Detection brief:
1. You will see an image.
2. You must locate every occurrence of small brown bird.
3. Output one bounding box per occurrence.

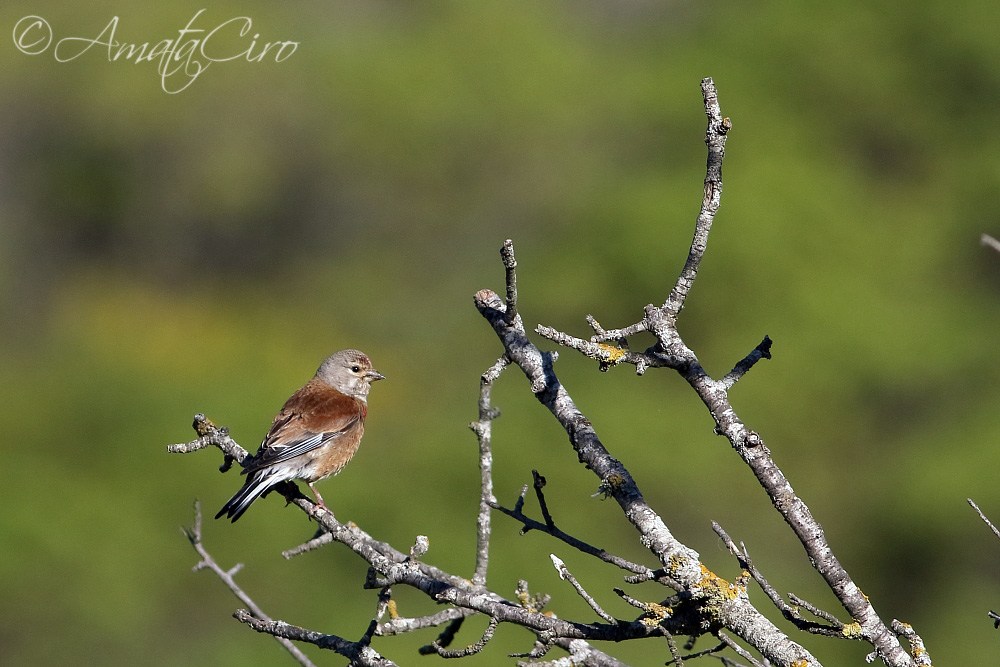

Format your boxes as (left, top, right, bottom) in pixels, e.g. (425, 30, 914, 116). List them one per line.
(216, 349, 384, 522)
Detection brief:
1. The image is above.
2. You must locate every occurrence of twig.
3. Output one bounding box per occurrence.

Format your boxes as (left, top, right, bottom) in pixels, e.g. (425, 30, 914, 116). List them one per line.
(502, 239, 519, 326)
(664, 631, 684, 666)
(587, 314, 648, 343)
(551, 554, 617, 624)
(418, 617, 465, 654)
(282, 531, 335, 559)
(969, 498, 1000, 540)
(490, 497, 673, 587)
(519, 638, 632, 667)
(982, 233, 1000, 253)
(378, 608, 477, 637)
(510, 632, 555, 660)
(532, 469, 556, 529)
(787, 593, 843, 627)
(712, 522, 840, 636)
(718, 336, 772, 390)
(665, 640, 728, 665)
(716, 632, 764, 667)
(470, 358, 505, 585)
(167, 413, 249, 470)
(663, 77, 729, 317)
(234, 610, 397, 667)
(183, 502, 318, 667)
(360, 587, 393, 647)
(891, 621, 932, 667)
(429, 617, 500, 658)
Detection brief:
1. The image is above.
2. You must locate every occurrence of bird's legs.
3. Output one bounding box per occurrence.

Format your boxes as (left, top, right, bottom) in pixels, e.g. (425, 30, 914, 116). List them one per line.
(308, 483, 330, 514)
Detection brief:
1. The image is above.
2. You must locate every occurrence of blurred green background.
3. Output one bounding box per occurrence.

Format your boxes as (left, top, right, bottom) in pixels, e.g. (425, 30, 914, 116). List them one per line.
(3, 1, 1000, 664)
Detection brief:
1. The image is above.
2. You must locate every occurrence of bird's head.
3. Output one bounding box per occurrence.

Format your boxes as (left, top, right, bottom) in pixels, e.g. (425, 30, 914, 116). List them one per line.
(316, 349, 385, 400)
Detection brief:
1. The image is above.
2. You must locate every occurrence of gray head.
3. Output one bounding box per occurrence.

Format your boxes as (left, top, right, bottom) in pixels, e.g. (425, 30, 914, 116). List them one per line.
(316, 349, 385, 400)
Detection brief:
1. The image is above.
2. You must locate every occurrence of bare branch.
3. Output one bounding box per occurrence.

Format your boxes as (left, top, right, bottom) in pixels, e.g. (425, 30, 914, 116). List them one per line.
(587, 314, 648, 344)
(712, 521, 841, 637)
(718, 336, 772, 390)
(982, 233, 1000, 253)
(183, 502, 318, 667)
(532, 469, 556, 530)
(168, 413, 248, 471)
(717, 631, 764, 667)
(359, 587, 393, 647)
(377, 608, 476, 637)
(417, 617, 465, 654)
(551, 554, 618, 624)
(234, 610, 397, 667)
(891, 621, 931, 667)
(537, 78, 922, 667)
(470, 358, 505, 585)
(489, 494, 678, 588)
(282, 531, 334, 559)
(663, 77, 730, 317)
(502, 239, 519, 326)
(475, 271, 820, 664)
(429, 617, 499, 658)
(968, 498, 1000, 540)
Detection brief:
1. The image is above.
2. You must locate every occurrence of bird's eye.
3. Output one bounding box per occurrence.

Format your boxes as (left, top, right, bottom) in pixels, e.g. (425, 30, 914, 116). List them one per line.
(351, 365, 361, 373)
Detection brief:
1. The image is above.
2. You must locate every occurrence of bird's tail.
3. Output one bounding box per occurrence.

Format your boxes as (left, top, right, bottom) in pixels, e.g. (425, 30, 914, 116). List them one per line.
(215, 469, 289, 522)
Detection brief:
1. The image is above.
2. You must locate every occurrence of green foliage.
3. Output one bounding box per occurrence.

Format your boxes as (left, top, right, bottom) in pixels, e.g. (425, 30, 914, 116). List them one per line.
(3, 0, 1000, 664)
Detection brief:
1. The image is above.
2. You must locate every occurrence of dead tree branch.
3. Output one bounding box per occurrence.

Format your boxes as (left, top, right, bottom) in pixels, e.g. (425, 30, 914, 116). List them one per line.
(533, 78, 926, 666)
(172, 78, 932, 666)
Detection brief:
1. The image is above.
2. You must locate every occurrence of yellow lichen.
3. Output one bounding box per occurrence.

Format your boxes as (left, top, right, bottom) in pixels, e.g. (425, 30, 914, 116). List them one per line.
(639, 602, 672, 625)
(597, 343, 626, 364)
(387, 599, 399, 619)
(841, 622, 862, 638)
(697, 564, 744, 601)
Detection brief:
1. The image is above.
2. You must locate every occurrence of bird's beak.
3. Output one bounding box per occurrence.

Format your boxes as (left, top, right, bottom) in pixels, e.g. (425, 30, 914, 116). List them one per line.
(368, 370, 386, 382)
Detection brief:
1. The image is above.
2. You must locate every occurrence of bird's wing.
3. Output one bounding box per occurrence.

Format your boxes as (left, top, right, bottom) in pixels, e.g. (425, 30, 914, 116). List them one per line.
(244, 382, 364, 472)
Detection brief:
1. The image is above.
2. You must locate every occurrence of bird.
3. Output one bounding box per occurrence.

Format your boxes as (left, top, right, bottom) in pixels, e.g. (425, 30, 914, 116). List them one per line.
(216, 349, 385, 522)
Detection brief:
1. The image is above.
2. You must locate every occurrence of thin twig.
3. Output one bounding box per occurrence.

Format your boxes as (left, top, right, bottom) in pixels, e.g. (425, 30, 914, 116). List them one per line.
(587, 314, 648, 343)
(282, 531, 334, 559)
(551, 554, 617, 624)
(664, 631, 684, 666)
(470, 358, 505, 585)
(234, 610, 397, 667)
(982, 233, 1000, 253)
(712, 521, 841, 636)
(716, 632, 764, 667)
(430, 617, 500, 658)
(418, 617, 465, 655)
(490, 497, 673, 587)
(664, 77, 729, 317)
(183, 502, 318, 667)
(360, 587, 393, 647)
(969, 498, 1000, 540)
(891, 620, 932, 667)
(502, 239, 519, 326)
(665, 640, 728, 665)
(718, 336, 772, 390)
(378, 608, 477, 637)
(168, 413, 249, 470)
(787, 593, 843, 627)
(532, 469, 556, 529)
